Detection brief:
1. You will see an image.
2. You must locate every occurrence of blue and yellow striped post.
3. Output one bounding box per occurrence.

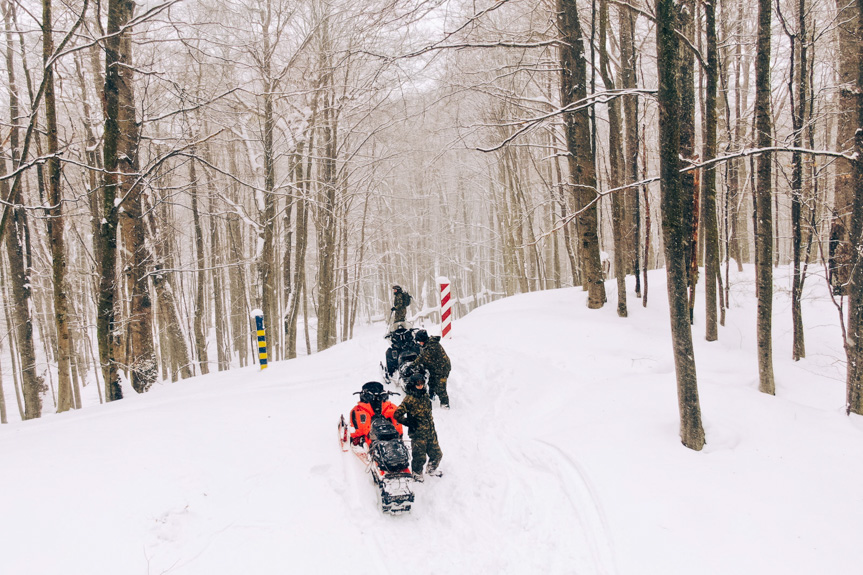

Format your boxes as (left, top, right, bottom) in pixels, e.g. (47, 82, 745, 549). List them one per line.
(253, 310, 268, 369)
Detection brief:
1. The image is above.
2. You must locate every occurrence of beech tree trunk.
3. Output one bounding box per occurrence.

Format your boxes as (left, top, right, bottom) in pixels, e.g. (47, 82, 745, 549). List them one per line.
(558, 0, 606, 308)
(788, 0, 809, 361)
(845, 0, 863, 415)
(189, 155, 210, 376)
(43, 0, 74, 411)
(98, 0, 139, 401)
(599, 0, 627, 317)
(619, 1, 640, 297)
(678, 0, 698, 323)
(316, 33, 340, 351)
(2, 0, 42, 419)
(702, 0, 720, 342)
(754, 0, 776, 395)
(832, 0, 858, 296)
(657, 0, 705, 450)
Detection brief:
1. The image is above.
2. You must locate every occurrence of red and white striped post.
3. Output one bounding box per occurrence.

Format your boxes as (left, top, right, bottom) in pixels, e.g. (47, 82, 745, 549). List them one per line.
(438, 276, 452, 339)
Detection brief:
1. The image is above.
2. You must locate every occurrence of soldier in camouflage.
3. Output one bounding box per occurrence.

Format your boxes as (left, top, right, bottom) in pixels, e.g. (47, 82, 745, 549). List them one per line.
(414, 329, 451, 409)
(394, 373, 442, 481)
(391, 285, 412, 323)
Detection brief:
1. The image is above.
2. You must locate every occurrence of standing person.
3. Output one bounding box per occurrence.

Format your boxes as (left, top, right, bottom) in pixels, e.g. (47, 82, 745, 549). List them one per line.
(394, 373, 443, 481)
(391, 285, 412, 324)
(414, 329, 452, 409)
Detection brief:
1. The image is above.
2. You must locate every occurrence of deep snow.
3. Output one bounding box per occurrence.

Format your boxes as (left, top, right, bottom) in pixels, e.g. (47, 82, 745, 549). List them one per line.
(2, 266, 862, 575)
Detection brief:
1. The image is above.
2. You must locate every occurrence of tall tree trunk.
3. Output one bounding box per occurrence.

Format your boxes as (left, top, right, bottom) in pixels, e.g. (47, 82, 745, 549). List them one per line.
(98, 0, 139, 401)
(349, 193, 371, 338)
(43, 0, 74, 411)
(657, 0, 705, 450)
(678, 0, 698, 323)
(73, 51, 103, 277)
(831, 0, 856, 295)
(754, 0, 776, 394)
(620, 0, 640, 297)
(259, 58, 278, 361)
(144, 172, 193, 381)
(282, 172, 294, 355)
(316, 41, 339, 351)
(599, 0, 627, 316)
(1, 256, 25, 419)
(553, 137, 580, 287)
(189, 155, 210, 375)
(844, 0, 863, 414)
(730, 0, 748, 268)
(118, 142, 155, 392)
(558, 0, 606, 308)
(287, 121, 314, 359)
(788, 0, 808, 360)
(227, 144, 249, 367)
(718, 0, 743, 272)
(205, 161, 230, 371)
(2, 1, 42, 419)
(702, 0, 720, 342)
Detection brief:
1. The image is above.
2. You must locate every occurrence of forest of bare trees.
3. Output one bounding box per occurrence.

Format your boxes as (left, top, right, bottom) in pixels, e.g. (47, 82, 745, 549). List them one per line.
(0, 0, 861, 445)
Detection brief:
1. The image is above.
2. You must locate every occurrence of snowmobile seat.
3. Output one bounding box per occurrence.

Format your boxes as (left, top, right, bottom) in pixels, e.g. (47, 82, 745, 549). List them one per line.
(369, 417, 410, 472)
(373, 441, 410, 472)
(369, 416, 401, 442)
(398, 350, 418, 366)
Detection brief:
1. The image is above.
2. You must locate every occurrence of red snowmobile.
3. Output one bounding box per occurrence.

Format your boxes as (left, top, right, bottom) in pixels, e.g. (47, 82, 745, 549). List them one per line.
(338, 382, 414, 514)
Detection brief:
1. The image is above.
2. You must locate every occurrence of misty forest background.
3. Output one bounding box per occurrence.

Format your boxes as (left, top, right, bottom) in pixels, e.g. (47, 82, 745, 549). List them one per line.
(1, 0, 863, 448)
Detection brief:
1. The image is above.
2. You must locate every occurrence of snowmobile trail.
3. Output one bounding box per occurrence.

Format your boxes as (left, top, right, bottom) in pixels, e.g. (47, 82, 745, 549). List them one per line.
(532, 439, 620, 575)
(432, 335, 616, 574)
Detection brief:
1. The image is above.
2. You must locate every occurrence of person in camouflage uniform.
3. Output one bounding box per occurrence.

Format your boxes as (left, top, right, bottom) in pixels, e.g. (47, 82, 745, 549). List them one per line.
(414, 329, 451, 409)
(391, 285, 412, 323)
(394, 373, 442, 481)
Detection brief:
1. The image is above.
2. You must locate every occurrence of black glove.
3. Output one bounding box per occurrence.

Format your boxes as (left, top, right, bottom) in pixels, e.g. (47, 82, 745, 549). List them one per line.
(391, 307, 395, 311)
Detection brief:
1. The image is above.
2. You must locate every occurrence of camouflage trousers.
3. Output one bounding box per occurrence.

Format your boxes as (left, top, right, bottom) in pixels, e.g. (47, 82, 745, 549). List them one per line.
(410, 432, 443, 474)
(428, 375, 449, 406)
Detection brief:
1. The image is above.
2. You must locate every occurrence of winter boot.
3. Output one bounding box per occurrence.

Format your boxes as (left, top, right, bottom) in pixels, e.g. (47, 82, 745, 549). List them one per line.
(411, 472, 424, 482)
(426, 463, 442, 477)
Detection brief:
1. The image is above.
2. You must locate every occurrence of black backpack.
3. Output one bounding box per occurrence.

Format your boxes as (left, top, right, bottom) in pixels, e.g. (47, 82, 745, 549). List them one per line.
(369, 417, 409, 471)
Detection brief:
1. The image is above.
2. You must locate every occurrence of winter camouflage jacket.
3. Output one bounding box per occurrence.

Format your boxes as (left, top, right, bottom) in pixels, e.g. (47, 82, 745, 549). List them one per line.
(416, 336, 451, 378)
(392, 290, 411, 321)
(394, 392, 436, 439)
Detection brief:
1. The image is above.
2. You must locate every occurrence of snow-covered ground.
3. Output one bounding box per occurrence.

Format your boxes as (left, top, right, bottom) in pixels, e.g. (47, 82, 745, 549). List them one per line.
(2, 266, 862, 575)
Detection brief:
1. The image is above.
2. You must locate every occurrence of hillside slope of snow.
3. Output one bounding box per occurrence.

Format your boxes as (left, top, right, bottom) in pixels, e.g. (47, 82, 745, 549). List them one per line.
(2, 267, 861, 575)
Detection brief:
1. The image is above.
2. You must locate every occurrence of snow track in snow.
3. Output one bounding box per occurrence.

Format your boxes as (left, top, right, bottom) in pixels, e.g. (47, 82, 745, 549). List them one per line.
(5, 269, 859, 575)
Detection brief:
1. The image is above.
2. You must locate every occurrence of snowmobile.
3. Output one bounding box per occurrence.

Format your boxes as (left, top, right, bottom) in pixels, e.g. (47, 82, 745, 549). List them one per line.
(338, 383, 415, 515)
(381, 324, 426, 389)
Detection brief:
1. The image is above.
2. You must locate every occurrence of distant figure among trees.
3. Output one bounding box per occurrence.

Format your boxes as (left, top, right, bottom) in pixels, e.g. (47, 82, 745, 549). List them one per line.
(391, 285, 412, 323)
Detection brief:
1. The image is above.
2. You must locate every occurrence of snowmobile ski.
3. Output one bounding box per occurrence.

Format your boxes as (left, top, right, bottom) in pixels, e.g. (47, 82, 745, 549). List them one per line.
(338, 415, 349, 452)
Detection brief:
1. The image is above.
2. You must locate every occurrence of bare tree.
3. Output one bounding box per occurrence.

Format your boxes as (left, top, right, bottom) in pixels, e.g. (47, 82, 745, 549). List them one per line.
(702, 0, 721, 341)
(42, 0, 74, 411)
(657, 0, 706, 450)
(2, 0, 43, 419)
(558, 0, 606, 308)
(754, 0, 776, 395)
(844, 0, 863, 415)
(599, 0, 628, 317)
(98, 0, 139, 401)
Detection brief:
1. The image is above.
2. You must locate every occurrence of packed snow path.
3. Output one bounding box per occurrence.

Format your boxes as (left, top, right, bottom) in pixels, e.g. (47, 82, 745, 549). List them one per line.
(2, 268, 862, 574)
